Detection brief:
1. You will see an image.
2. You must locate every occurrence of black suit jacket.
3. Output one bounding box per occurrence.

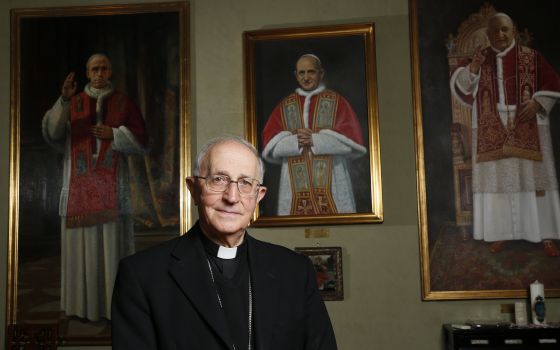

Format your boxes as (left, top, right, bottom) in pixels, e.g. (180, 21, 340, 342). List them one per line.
(111, 222, 337, 350)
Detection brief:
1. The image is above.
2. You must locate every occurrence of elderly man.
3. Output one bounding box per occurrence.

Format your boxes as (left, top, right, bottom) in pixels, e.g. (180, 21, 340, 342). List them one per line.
(43, 53, 147, 321)
(262, 54, 367, 216)
(112, 136, 337, 349)
(450, 13, 560, 256)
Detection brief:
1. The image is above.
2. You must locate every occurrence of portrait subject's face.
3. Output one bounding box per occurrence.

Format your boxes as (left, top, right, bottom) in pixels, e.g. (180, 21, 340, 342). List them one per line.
(187, 141, 266, 241)
(295, 56, 324, 91)
(487, 16, 515, 52)
(86, 56, 113, 89)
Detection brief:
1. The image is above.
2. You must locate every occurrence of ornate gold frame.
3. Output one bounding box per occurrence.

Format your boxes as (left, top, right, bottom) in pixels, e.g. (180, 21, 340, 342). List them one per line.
(243, 23, 383, 227)
(8, 2, 190, 345)
(410, 0, 560, 300)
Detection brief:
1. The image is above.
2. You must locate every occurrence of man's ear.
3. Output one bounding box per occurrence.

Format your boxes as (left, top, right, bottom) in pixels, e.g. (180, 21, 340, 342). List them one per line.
(186, 177, 199, 205)
(256, 185, 267, 204)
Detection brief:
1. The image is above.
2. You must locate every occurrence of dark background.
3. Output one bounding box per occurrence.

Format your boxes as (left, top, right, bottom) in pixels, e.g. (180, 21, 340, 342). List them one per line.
(252, 34, 373, 216)
(18, 11, 181, 263)
(14, 14, 183, 342)
(416, 0, 560, 245)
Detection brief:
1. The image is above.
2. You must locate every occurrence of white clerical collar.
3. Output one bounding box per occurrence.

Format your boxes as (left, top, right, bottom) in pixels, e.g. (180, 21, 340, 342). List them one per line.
(296, 84, 325, 97)
(295, 84, 326, 128)
(84, 82, 114, 98)
(217, 246, 237, 259)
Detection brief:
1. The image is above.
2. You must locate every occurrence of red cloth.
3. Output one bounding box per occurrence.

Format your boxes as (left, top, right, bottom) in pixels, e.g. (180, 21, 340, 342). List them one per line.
(476, 46, 560, 162)
(262, 90, 364, 148)
(66, 91, 146, 228)
(454, 46, 560, 107)
(484, 46, 560, 106)
(262, 89, 364, 215)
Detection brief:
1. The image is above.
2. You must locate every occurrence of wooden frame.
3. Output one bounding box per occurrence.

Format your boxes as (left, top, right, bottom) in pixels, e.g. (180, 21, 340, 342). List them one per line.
(295, 247, 343, 301)
(7, 2, 190, 345)
(244, 23, 383, 227)
(410, 0, 560, 300)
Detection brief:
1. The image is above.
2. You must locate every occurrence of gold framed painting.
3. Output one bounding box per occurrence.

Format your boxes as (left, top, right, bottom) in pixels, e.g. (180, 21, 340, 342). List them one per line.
(410, 0, 560, 300)
(8, 1, 190, 345)
(244, 23, 383, 227)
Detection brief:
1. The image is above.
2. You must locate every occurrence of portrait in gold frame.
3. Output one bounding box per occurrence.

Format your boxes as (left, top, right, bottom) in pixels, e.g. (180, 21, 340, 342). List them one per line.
(410, 0, 560, 300)
(244, 23, 383, 227)
(8, 2, 190, 345)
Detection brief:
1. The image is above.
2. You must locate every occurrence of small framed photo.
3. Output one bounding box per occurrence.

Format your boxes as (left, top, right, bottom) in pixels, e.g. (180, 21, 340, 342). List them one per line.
(295, 247, 343, 301)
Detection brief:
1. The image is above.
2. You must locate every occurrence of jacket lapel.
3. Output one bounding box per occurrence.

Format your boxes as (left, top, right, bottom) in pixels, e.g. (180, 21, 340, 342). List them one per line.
(248, 237, 280, 350)
(168, 227, 234, 349)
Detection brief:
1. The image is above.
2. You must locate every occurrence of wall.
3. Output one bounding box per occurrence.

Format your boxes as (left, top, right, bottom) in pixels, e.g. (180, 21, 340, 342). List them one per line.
(1, 0, 558, 349)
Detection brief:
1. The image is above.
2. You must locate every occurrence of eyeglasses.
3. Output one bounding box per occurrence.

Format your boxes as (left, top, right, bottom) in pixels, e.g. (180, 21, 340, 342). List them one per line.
(195, 175, 262, 197)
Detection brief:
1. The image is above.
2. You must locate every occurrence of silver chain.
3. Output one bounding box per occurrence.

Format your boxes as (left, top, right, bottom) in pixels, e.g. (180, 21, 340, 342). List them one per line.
(206, 259, 252, 350)
(248, 276, 252, 350)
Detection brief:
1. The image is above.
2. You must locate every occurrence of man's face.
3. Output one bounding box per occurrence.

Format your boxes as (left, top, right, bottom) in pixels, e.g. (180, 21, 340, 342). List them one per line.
(187, 141, 266, 241)
(87, 56, 112, 89)
(295, 56, 324, 91)
(487, 16, 515, 52)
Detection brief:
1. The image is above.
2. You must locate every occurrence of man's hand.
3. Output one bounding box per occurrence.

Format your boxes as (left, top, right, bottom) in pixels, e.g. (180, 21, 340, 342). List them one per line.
(516, 99, 542, 123)
(92, 125, 114, 140)
(61, 72, 77, 101)
(295, 128, 313, 147)
(469, 46, 486, 74)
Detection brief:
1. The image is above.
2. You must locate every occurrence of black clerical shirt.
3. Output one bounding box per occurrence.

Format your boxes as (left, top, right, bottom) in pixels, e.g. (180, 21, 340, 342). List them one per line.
(200, 233, 254, 350)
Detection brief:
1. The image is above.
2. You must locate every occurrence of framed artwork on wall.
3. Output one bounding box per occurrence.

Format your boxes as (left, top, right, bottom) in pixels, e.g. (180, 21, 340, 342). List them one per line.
(410, 0, 560, 300)
(243, 23, 383, 227)
(7, 2, 190, 345)
(295, 247, 343, 301)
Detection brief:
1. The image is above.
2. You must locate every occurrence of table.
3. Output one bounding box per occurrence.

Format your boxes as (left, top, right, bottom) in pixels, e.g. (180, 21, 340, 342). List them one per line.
(443, 323, 560, 350)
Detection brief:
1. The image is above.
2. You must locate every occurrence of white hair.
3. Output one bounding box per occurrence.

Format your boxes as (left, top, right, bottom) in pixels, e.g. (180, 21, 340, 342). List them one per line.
(193, 135, 265, 182)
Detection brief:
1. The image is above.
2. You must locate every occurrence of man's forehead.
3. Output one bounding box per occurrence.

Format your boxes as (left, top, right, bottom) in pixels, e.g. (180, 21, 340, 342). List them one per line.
(296, 57, 319, 70)
(489, 16, 513, 29)
(89, 57, 110, 68)
(203, 142, 259, 175)
(90, 60, 109, 66)
(204, 165, 259, 180)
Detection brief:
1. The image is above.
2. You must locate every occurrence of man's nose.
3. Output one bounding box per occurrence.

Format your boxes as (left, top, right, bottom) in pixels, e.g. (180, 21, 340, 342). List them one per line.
(223, 181, 240, 202)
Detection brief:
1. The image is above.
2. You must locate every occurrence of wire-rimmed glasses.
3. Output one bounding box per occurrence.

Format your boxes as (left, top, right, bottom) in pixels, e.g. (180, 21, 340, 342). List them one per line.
(194, 174, 262, 197)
